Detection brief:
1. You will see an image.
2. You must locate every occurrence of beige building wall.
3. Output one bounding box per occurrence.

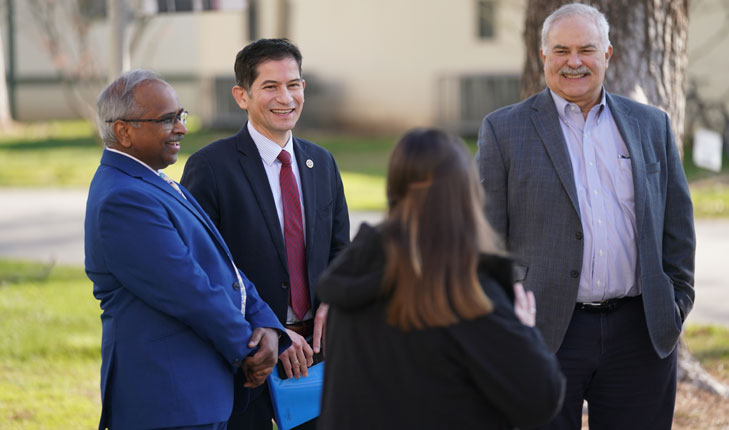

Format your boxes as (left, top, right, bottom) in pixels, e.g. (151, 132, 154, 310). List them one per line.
(5, 0, 728, 135)
(10, 4, 251, 122)
(289, 0, 526, 132)
(686, 0, 729, 130)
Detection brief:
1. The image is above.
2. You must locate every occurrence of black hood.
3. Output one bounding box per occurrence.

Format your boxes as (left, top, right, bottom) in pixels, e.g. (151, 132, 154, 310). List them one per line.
(316, 223, 386, 309)
(317, 222, 515, 308)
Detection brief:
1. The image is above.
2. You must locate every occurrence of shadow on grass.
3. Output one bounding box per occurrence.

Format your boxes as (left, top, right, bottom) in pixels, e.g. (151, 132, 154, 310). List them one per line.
(692, 347, 729, 361)
(0, 260, 55, 286)
(0, 137, 99, 151)
(0, 129, 240, 154)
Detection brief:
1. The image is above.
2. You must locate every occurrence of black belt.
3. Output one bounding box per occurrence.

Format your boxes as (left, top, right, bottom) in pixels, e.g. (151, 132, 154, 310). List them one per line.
(285, 319, 314, 337)
(575, 296, 640, 313)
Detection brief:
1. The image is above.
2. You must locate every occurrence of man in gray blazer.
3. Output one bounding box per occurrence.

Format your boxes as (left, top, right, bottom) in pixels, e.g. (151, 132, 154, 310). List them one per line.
(476, 4, 694, 429)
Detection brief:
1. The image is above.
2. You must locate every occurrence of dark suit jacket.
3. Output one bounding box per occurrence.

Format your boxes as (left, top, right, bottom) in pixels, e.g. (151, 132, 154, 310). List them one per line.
(476, 89, 695, 358)
(181, 125, 350, 322)
(317, 224, 565, 430)
(84, 150, 287, 430)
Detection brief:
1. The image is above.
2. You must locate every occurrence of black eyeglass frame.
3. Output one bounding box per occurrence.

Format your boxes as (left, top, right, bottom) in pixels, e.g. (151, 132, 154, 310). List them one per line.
(105, 109, 188, 127)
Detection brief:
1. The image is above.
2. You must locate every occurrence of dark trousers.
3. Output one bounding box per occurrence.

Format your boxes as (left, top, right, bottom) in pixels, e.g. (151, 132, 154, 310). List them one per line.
(228, 383, 317, 430)
(536, 296, 677, 430)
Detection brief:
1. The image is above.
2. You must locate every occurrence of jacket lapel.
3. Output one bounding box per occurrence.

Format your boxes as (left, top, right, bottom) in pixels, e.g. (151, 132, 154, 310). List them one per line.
(606, 93, 647, 236)
(236, 128, 289, 270)
(530, 89, 581, 216)
(102, 150, 235, 258)
(293, 137, 317, 264)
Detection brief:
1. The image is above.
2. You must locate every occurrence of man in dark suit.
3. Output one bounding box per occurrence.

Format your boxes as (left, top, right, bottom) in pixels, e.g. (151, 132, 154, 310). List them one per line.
(181, 38, 350, 430)
(476, 4, 694, 429)
(85, 70, 289, 430)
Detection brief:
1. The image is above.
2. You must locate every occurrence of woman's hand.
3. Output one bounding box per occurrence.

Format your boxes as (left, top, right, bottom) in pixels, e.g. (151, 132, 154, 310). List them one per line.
(513, 283, 536, 327)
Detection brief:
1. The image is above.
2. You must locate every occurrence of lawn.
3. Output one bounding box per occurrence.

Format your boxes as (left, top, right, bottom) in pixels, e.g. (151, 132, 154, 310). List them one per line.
(0, 261, 101, 429)
(1, 120, 727, 214)
(0, 120, 391, 211)
(0, 260, 727, 429)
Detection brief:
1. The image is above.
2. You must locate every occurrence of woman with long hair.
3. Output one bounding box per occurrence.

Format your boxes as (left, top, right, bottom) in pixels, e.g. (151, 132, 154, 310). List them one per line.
(316, 128, 565, 429)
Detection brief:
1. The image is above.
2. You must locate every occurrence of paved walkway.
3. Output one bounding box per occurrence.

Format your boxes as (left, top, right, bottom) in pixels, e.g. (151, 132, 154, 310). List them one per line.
(0, 188, 726, 326)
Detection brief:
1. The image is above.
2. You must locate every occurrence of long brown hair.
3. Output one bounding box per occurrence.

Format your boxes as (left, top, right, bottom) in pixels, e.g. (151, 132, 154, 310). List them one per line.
(381, 128, 503, 330)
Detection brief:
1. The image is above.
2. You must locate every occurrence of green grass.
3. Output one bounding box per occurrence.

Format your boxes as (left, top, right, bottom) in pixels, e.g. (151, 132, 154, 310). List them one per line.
(0, 120, 392, 211)
(684, 325, 729, 381)
(2, 120, 729, 214)
(0, 259, 727, 429)
(682, 146, 729, 218)
(690, 183, 729, 218)
(0, 260, 101, 429)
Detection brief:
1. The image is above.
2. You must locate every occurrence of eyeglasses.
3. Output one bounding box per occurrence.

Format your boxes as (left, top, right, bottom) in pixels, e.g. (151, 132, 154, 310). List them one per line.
(106, 109, 188, 130)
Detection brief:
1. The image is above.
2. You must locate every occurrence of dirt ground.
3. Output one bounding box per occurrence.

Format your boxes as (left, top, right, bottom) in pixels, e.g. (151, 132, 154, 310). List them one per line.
(673, 382, 729, 429)
(578, 382, 729, 429)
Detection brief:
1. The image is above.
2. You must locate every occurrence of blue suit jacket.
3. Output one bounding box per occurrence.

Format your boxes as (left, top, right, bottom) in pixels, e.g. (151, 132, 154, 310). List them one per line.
(476, 89, 695, 358)
(180, 125, 350, 322)
(85, 150, 289, 430)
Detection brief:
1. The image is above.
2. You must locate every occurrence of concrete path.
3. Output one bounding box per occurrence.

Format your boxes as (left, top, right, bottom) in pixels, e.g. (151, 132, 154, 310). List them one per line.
(0, 188, 726, 326)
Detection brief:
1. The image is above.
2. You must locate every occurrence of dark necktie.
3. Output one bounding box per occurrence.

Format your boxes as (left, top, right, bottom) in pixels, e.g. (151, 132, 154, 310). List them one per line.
(277, 149, 311, 320)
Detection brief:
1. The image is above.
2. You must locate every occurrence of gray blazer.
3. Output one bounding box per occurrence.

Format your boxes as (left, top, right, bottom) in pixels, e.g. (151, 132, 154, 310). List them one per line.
(476, 89, 695, 358)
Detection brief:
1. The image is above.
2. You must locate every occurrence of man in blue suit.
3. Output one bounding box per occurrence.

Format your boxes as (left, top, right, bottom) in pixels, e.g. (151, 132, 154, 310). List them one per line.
(85, 70, 290, 430)
(476, 4, 694, 429)
(181, 39, 350, 430)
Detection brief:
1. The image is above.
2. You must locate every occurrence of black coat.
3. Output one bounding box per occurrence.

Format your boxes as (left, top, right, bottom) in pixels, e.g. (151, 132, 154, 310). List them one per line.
(317, 224, 565, 430)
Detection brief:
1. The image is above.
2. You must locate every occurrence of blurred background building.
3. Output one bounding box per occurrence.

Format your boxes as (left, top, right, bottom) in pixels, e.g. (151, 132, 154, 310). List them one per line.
(2, 0, 728, 136)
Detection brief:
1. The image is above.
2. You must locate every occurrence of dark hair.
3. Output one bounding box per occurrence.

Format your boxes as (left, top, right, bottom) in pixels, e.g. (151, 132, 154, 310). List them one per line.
(234, 38, 303, 90)
(381, 128, 503, 330)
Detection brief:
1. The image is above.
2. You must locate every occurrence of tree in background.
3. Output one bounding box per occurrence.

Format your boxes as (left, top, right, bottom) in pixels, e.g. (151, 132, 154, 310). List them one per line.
(0, 25, 12, 129)
(521, 0, 728, 398)
(23, 0, 151, 124)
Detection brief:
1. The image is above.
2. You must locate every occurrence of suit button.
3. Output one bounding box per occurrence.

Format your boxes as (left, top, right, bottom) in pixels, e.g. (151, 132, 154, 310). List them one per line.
(233, 282, 240, 291)
(576, 232, 583, 240)
(570, 270, 579, 278)
(281, 281, 289, 289)
(233, 358, 242, 367)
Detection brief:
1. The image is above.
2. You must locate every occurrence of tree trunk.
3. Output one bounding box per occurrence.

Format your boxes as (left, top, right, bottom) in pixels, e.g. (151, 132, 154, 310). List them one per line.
(0, 25, 14, 129)
(522, 0, 688, 152)
(521, 0, 728, 398)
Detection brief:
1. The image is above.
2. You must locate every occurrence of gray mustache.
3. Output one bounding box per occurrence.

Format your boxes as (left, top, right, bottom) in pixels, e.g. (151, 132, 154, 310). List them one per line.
(559, 66, 592, 76)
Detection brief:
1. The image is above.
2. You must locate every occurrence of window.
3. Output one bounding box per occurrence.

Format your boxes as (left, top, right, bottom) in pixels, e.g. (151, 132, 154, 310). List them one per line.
(438, 74, 520, 136)
(477, 0, 497, 39)
(79, 0, 107, 20)
(156, 0, 215, 13)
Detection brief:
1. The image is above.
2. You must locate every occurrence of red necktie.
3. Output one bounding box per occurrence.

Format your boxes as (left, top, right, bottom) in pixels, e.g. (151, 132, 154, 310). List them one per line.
(277, 149, 311, 320)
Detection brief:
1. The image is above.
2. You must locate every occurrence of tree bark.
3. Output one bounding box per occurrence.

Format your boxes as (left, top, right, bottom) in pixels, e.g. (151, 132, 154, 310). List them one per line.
(521, 0, 688, 152)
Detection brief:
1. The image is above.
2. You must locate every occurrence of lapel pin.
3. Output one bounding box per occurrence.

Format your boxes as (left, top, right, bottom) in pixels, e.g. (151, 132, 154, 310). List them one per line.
(306, 159, 314, 169)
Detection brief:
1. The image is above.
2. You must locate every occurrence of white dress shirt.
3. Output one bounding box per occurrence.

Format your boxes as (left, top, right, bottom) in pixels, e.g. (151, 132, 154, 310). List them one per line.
(247, 122, 312, 323)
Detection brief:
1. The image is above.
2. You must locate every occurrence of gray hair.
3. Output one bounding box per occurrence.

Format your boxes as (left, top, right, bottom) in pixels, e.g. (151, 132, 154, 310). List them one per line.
(96, 69, 166, 146)
(541, 3, 611, 53)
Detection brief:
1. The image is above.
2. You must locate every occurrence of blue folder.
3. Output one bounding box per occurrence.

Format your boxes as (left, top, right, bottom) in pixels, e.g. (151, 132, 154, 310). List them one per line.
(267, 362, 324, 430)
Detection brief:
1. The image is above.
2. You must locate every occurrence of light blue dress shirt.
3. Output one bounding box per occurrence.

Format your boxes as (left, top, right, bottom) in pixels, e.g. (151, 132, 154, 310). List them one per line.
(551, 90, 640, 302)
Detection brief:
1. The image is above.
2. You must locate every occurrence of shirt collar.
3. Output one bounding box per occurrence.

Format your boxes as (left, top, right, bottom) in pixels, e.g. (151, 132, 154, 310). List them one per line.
(550, 87, 607, 122)
(105, 147, 160, 175)
(247, 122, 294, 166)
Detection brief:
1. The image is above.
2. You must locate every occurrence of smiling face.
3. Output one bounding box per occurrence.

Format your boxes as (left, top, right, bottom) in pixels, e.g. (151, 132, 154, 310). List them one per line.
(233, 57, 305, 147)
(540, 14, 612, 114)
(114, 81, 187, 170)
